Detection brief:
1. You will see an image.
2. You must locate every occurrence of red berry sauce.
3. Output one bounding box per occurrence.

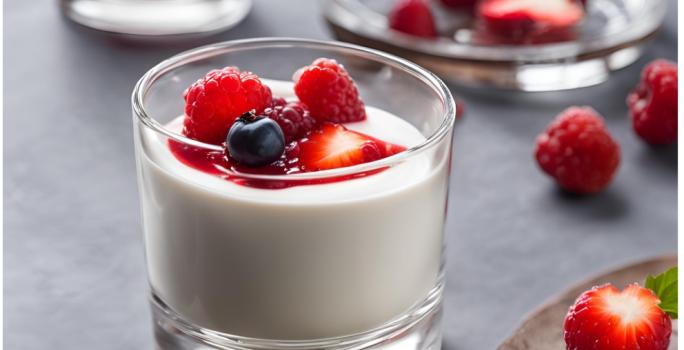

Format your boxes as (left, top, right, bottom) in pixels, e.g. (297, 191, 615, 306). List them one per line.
(168, 133, 406, 190)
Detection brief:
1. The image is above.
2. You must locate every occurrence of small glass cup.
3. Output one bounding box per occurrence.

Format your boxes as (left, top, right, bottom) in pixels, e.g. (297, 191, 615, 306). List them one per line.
(132, 38, 456, 350)
(61, 0, 252, 36)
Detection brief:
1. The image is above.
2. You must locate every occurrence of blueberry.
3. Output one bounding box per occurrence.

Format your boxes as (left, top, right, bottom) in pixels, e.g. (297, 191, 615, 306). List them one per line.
(227, 112, 285, 167)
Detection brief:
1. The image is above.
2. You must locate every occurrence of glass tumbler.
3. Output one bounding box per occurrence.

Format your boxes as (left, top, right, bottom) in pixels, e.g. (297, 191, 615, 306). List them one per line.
(61, 0, 251, 36)
(132, 38, 456, 350)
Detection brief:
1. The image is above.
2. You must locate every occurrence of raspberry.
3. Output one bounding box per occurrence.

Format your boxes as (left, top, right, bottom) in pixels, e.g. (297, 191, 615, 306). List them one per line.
(263, 98, 317, 142)
(293, 58, 367, 124)
(389, 0, 438, 38)
(534, 107, 620, 194)
(183, 67, 272, 144)
(627, 59, 678, 145)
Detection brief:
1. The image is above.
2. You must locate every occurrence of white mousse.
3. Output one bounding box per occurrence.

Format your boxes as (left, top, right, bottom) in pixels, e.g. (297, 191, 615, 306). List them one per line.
(137, 80, 449, 339)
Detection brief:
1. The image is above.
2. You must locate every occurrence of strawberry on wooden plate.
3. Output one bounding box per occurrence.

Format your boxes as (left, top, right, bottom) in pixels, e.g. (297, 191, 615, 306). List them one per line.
(564, 267, 677, 350)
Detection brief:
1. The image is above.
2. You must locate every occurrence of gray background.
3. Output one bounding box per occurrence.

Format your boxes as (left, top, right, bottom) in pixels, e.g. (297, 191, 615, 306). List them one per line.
(4, 0, 677, 349)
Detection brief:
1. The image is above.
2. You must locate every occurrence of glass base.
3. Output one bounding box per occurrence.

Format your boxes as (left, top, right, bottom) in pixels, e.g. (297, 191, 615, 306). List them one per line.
(61, 0, 252, 36)
(150, 287, 443, 350)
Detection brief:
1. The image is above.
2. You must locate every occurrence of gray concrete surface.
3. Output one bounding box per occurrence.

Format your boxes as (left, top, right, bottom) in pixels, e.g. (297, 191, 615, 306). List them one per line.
(4, 0, 677, 349)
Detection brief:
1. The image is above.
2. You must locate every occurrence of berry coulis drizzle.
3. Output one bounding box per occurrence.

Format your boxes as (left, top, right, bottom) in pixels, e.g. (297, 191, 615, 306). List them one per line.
(168, 137, 406, 190)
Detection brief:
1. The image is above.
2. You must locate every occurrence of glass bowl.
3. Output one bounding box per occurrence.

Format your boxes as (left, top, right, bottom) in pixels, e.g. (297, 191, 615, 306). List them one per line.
(323, 0, 667, 91)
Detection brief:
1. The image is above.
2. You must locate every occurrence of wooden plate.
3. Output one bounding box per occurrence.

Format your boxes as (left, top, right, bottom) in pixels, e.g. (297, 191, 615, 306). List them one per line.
(498, 255, 678, 350)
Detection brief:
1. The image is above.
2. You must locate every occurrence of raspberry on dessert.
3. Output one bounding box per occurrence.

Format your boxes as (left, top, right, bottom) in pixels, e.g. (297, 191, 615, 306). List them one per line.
(263, 98, 317, 143)
(478, 0, 583, 41)
(293, 58, 367, 124)
(627, 59, 678, 145)
(534, 107, 620, 194)
(389, 0, 438, 38)
(183, 67, 272, 144)
(564, 284, 672, 350)
(298, 123, 403, 171)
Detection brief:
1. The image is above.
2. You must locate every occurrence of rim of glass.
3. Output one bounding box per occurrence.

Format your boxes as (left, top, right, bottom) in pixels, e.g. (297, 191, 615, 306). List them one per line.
(132, 37, 456, 181)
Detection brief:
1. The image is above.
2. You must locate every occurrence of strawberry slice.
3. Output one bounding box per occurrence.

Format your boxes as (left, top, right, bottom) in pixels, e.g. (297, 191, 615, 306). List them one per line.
(382, 142, 408, 157)
(564, 283, 672, 350)
(478, 0, 583, 39)
(299, 123, 403, 171)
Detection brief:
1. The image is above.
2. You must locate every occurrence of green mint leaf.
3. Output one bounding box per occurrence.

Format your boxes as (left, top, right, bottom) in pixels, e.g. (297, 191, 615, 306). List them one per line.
(645, 266, 678, 319)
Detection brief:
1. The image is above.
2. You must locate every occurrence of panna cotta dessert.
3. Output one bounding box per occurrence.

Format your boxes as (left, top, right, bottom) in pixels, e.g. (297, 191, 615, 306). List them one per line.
(133, 42, 455, 350)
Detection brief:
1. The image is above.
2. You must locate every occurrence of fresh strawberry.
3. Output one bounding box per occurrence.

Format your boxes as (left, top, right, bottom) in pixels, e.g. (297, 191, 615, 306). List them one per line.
(183, 67, 272, 144)
(564, 284, 672, 350)
(382, 142, 408, 157)
(389, 0, 438, 38)
(478, 0, 583, 40)
(298, 123, 403, 171)
(293, 58, 367, 124)
(564, 268, 677, 350)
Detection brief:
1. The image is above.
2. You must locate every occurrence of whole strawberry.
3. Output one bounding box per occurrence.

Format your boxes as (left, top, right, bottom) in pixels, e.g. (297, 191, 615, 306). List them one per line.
(293, 58, 367, 124)
(627, 59, 678, 145)
(535, 107, 620, 194)
(389, 0, 438, 38)
(183, 67, 272, 144)
(564, 267, 677, 350)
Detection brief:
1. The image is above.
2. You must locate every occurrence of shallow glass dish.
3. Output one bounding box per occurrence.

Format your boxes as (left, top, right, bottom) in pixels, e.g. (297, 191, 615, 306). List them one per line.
(323, 0, 667, 91)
